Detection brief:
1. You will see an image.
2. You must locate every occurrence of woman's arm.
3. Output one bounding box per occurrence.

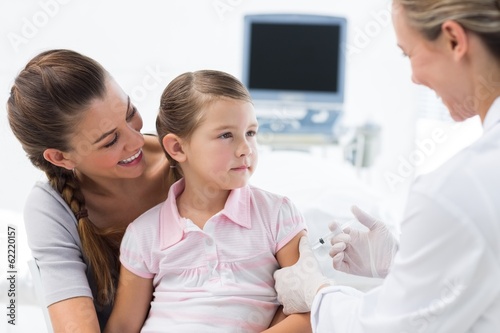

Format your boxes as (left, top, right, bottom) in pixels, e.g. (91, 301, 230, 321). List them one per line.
(24, 183, 103, 330)
(103, 266, 153, 333)
(49, 297, 100, 333)
(265, 230, 312, 333)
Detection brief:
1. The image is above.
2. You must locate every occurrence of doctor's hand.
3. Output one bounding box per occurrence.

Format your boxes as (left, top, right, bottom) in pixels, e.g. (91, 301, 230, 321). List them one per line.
(329, 205, 399, 278)
(274, 236, 333, 315)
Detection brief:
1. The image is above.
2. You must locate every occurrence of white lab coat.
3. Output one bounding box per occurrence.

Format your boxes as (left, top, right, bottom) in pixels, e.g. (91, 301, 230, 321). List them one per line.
(311, 98, 500, 333)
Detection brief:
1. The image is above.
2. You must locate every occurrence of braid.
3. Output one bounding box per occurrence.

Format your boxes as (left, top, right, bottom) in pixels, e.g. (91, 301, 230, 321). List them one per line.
(46, 166, 121, 305)
(7, 49, 122, 306)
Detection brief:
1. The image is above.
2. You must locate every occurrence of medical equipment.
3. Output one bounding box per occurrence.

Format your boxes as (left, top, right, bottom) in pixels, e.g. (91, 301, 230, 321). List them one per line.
(312, 220, 354, 250)
(242, 14, 347, 146)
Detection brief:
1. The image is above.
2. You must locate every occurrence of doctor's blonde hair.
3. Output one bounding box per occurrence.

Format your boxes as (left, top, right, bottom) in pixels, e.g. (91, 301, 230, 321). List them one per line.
(156, 70, 252, 184)
(394, 0, 500, 57)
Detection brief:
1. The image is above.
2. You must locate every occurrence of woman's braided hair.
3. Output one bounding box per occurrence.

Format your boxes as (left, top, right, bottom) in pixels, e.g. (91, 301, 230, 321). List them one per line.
(7, 49, 120, 305)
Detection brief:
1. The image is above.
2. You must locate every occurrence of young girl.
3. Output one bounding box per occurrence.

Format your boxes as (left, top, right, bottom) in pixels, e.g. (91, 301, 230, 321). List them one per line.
(105, 70, 313, 332)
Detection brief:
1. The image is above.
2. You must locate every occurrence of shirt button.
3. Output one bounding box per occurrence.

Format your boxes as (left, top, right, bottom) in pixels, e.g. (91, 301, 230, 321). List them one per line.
(205, 238, 214, 246)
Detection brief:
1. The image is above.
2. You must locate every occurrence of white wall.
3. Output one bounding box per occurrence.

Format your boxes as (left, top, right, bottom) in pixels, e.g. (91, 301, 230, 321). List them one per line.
(1, 0, 417, 215)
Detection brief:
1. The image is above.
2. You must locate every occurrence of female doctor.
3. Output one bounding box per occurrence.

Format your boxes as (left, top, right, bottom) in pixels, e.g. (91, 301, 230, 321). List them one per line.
(274, 0, 500, 331)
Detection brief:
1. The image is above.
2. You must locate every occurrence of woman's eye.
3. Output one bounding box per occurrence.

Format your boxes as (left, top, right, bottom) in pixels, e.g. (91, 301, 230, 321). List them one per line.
(103, 133, 119, 148)
(126, 106, 137, 121)
(219, 132, 233, 139)
(247, 130, 257, 137)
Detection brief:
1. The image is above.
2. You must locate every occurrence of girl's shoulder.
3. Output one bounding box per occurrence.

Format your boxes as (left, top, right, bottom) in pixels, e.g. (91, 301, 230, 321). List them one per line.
(248, 184, 287, 202)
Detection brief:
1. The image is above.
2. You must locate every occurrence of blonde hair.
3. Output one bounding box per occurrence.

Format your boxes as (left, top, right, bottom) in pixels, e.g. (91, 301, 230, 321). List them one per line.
(7, 49, 120, 306)
(156, 70, 252, 184)
(395, 0, 500, 57)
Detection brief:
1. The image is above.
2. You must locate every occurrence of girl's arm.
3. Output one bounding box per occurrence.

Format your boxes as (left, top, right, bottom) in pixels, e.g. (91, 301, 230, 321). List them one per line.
(264, 230, 312, 333)
(103, 266, 153, 333)
(48, 297, 100, 333)
(265, 313, 311, 333)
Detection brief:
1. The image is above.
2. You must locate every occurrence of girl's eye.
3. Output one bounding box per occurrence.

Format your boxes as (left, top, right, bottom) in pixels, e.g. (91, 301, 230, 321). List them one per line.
(126, 106, 137, 122)
(103, 133, 119, 148)
(247, 130, 257, 137)
(219, 132, 233, 139)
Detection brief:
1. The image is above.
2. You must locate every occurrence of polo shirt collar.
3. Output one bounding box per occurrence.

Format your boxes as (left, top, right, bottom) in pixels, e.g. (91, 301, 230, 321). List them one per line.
(221, 184, 252, 230)
(159, 179, 252, 250)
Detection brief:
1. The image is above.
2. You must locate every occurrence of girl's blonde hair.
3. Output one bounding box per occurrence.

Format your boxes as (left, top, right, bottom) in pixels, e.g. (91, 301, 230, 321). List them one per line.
(156, 70, 252, 184)
(7, 49, 121, 306)
(394, 0, 500, 57)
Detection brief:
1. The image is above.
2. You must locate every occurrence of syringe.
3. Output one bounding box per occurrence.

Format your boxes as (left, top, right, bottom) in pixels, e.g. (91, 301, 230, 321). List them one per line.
(311, 220, 355, 250)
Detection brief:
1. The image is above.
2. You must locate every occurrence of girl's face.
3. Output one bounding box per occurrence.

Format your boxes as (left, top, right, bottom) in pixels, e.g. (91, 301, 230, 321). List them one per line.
(65, 78, 147, 180)
(392, 4, 476, 121)
(181, 98, 258, 191)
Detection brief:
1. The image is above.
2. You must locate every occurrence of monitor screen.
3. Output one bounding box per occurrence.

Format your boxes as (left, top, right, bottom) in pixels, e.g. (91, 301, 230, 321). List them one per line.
(242, 14, 347, 107)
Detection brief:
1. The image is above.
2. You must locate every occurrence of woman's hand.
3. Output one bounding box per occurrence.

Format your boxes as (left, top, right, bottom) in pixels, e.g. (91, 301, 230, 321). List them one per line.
(274, 236, 332, 315)
(330, 205, 399, 278)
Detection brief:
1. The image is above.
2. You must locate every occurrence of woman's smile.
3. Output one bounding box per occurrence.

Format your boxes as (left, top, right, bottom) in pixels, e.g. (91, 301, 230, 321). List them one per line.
(118, 149, 143, 165)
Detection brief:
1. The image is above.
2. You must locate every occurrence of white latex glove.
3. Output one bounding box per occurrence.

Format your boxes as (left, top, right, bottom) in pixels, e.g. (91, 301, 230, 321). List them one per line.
(329, 205, 398, 278)
(274, 236, 333, 315)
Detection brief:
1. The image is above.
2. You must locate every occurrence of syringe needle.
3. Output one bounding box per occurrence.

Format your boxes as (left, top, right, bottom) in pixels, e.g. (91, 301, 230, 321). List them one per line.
(311, 220, 354, 250)
(312, 233, 331, 250)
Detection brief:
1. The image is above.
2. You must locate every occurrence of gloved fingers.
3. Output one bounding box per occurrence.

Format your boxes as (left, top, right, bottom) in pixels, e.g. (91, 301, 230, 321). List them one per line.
(297, 235, 315, 261)
(296, 235, 323, 276)
(331, 252, 346, 271)
(330, 233, 350, 246)
(342, 226, 353, 233)
(330, 242, 346, 257)
(273, 266, 299, 291)
(274, 235, 330, 315)
(274, 267, 305, 315)
(328, 221, 343, 235)
(351, 205, 378, 230)
(282, 303, 294, 316)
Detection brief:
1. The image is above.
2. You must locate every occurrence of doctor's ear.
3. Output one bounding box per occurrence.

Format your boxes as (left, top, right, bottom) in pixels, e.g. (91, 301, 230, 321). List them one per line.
(441, 20, 468, 60)
(162, 133, 187, 163)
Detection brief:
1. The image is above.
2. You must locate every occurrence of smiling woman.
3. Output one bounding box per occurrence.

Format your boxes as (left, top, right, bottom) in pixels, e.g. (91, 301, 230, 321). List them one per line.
(393, 0, 500, 122)
(6, 49, 171, 332)
(272, 0, 500, 332)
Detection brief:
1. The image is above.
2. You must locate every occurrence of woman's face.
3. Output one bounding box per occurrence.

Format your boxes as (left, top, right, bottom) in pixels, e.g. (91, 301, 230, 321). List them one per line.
(392, 4, 476, 121)
(65, 78, 147, 181)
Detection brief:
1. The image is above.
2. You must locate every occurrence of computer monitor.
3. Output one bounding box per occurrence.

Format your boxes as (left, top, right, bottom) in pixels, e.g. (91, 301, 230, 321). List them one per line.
(242, 14, 347, 108)
(242, 14, 348, 143)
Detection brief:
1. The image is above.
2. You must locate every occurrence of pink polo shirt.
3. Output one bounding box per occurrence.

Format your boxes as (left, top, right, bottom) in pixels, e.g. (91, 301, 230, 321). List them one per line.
(120, 179, 306, 332)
